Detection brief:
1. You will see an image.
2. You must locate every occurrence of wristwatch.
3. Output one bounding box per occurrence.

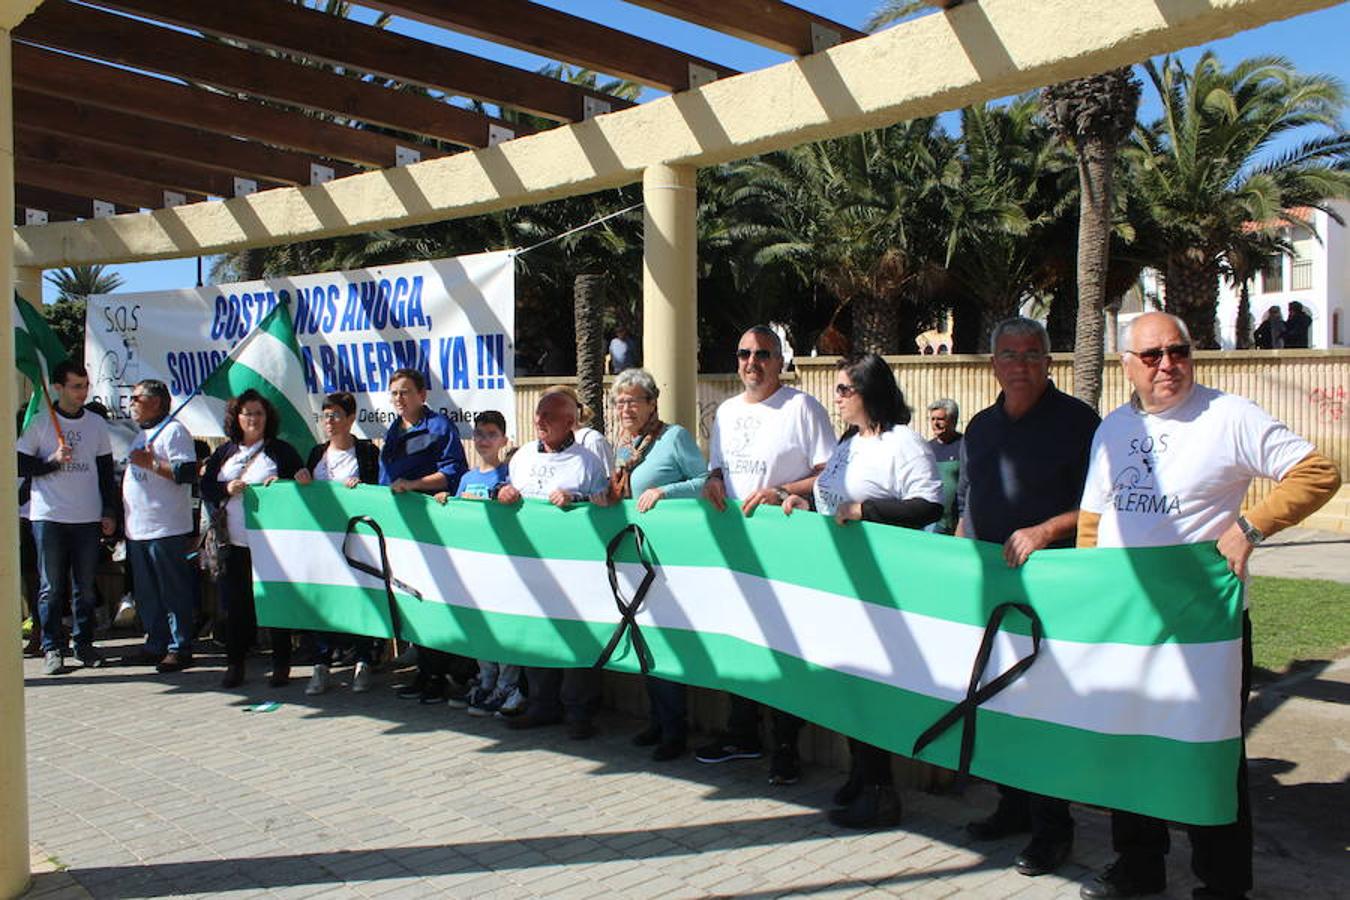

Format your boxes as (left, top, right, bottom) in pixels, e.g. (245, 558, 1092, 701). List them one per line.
(773, 487, 790, 502)
(1236, 515, 1264, 546)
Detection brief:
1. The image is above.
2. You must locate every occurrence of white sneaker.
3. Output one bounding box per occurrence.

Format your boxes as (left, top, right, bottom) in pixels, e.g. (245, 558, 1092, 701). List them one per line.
(113, 594, 137, 628)
(305, 663, 330, 695)
(351, 661, 373, 693)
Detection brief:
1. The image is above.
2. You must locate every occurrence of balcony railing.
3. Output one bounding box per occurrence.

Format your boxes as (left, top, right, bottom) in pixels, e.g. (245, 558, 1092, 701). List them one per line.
(1292, 258, 1314, 291)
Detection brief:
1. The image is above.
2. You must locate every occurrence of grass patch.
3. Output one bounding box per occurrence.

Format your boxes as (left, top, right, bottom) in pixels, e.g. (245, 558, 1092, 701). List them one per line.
(1248, 576, 1350, 679)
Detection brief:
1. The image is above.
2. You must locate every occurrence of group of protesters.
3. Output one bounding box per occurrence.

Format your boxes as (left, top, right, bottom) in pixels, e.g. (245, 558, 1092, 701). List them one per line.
(18, 311, 1341, 900)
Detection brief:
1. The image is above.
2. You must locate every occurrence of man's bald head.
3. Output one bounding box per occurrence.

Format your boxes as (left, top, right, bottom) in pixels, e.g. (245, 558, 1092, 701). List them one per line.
(534, 392, 578, 448)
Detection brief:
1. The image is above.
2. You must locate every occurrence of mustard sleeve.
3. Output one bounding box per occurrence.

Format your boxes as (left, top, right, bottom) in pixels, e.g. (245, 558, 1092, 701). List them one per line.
(1076, 510, 1101, 549)
(1243, 452, 1342, 537)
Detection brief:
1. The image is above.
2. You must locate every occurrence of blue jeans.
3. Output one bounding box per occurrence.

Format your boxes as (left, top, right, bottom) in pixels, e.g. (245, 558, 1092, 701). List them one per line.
(127, 534, 197, 655)
(32, 520, 102, 652)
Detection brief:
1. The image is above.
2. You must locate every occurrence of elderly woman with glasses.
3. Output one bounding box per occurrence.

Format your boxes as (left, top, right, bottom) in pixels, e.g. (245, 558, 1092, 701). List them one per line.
(782, 352, 944, 829)
(593, 368, 708, 760)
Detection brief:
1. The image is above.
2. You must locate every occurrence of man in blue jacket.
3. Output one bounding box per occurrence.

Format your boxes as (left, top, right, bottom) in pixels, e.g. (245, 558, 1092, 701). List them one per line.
(380, 368, 470, 704)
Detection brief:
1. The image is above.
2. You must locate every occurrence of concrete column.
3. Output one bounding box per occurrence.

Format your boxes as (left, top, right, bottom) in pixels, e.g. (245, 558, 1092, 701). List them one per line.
(0, 27, 32, 900)
(641, 164, 698, 433)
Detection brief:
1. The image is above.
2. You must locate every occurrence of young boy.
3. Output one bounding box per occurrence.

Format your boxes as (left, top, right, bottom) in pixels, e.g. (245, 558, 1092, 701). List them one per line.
(434, 411, 524, 717)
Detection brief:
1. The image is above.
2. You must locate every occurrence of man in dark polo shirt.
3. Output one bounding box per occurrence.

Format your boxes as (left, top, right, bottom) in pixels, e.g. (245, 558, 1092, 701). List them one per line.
(955, 316, 1100, 879)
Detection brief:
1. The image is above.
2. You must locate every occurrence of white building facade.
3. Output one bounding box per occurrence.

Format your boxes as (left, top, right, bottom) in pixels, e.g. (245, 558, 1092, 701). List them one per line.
(1216, 200, 1350, 350)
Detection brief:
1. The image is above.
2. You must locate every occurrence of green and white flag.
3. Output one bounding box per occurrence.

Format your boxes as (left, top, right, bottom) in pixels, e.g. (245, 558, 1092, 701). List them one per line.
(248, 482, 1245, 826)
(200, 300, 316, 448)
(13, 294, 69, 434)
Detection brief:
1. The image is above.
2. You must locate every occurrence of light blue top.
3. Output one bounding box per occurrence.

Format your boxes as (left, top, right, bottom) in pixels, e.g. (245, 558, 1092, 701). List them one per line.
(625, 424, 708, 499)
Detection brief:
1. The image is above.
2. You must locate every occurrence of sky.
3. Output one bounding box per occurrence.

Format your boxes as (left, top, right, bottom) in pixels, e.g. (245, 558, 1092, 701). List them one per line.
(50, 0, 1350, 302)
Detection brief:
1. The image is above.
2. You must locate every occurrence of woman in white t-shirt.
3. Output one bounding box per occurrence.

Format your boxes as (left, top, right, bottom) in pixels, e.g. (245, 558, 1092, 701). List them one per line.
(301, 391, 381, 697)
(782, 353, 944, 830)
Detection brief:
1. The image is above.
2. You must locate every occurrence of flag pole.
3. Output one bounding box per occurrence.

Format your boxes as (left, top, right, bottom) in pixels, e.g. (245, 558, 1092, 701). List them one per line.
(144, 300, 279, 445)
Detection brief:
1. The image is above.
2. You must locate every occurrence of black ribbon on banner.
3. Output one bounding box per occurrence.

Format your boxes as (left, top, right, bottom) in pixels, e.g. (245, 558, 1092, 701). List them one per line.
(911, 602, 1044, 780)
(593, 523, 658, 674)
(342, 515, 423, 644)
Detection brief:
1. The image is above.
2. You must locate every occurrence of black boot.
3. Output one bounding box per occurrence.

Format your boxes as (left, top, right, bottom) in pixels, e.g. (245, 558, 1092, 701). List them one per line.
(828, 785, 901, 829)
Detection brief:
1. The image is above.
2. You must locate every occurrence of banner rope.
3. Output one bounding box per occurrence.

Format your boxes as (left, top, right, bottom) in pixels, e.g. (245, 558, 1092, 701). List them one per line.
(511, 202, 644, 257)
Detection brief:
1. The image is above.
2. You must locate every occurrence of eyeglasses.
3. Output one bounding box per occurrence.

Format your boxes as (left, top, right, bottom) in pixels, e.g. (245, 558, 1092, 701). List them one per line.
(129, 394, 151, 403)
(613, 396, 652, 408)
(994, 349, 1048, 364)
(834, 383, 858, 398)
(319, 412, 347, 421)
(239, 411, 265, 419)
(736, 348, 774, 362)
(1126, 343, 1191, 367)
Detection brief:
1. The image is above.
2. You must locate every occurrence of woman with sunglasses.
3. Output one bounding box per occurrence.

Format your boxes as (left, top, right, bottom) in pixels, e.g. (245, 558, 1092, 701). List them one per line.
(201, 389, 309, 689)
(782, 353, 944, 829)
(593, 368, 708, 760)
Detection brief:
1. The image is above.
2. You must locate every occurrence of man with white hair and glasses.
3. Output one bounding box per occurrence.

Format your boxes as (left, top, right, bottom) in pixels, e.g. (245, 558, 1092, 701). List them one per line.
(1076, 311, 1340, 900)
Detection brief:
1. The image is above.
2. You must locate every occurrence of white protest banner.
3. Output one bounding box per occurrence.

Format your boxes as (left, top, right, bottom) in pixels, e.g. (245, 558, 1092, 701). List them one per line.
(85, 252, 516, 443)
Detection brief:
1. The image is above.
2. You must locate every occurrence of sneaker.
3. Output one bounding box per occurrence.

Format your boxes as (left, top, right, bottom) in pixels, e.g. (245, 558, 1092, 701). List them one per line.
(768, 743, 800, 785)
(23, 638, 42, 658)
(695, 739, 764, 764)
(418, 674, 449, 704)
(463, 684, 493, 716)
(445, 679, 472, 710)
(395, 671, 430, 699)
(306, 664, 331, 695)
(494, 685, 527, 718)
(113, 594, 137, 628)
(351, 661, 373, 693)
(74, 646, 105, 669)
(43, 650, 64, 676)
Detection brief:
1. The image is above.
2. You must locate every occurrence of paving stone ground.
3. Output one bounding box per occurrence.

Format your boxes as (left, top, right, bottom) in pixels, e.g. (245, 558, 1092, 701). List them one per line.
(19, 626, 1347, 900)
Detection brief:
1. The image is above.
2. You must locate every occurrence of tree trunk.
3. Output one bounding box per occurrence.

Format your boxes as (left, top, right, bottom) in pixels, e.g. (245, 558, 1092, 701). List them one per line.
(573, 272, 606, 433)
(1072, 139, 1112, 411)
(1235, 281, 1252, 349)
(851, 293, 899, 355)
(1046, 287, 1077, 351)
(1164, 251, 1221, 349)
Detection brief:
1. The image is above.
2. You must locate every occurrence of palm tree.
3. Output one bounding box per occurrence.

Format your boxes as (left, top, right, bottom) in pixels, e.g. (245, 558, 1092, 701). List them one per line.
(46, 264, 124, 301)
(1129, 52, 1350, 347)
(1043, 67, 1141, 410)
(722, 119, 956, 355)
(865, 1, 933, 30)
(944, 97, 1075, 351)
(42, 265, 125, 357)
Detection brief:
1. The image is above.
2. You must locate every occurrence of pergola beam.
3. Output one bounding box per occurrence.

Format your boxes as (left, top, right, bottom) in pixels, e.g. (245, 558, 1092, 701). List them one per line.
(15, 0, 1339, 269)
(15, 90, 361, 187)
(623, 0, 866, 56)
(16, 158, 207, 211)
(13, 44, 442, 169)
(14, 185, 134, 219)
(96, 0, 633, 124)
(364, 0, 738, 92)
(16, 127, 287, 200)
(15, 0, 521, 148)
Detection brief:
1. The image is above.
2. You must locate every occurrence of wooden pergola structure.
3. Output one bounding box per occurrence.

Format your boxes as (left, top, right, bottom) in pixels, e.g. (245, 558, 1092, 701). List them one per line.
(0, 1, 1337, 895)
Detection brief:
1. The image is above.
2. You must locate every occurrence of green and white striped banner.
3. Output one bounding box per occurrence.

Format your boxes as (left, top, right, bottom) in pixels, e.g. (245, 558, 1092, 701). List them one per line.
(248, 482, 1244, 826)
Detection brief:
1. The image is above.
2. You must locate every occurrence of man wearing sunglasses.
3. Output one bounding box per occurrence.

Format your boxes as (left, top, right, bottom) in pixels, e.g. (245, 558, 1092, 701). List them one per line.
(956, 316, 1101, 878)
(698, 325, 835, 785)
(1076, 311, 1340, 900)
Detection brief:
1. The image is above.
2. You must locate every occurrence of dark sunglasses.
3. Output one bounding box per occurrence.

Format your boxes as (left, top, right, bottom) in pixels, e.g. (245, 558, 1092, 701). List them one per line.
(1127, 343, 1191, 367)
(736, 348, 774, 362)
(834, 383, 858, 398)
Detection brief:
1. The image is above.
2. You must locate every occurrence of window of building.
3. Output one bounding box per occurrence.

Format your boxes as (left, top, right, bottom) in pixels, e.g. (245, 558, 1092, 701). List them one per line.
(1260, 255, 1284, 293)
